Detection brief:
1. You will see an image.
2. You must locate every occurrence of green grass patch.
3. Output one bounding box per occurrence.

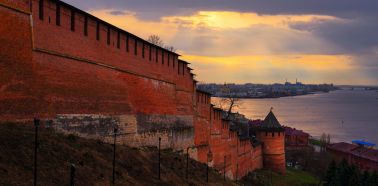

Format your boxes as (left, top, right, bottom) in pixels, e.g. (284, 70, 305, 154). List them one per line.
(242, 167, 320, 186)
(281, 168, 319, 185)
(309, 138, 322, 146)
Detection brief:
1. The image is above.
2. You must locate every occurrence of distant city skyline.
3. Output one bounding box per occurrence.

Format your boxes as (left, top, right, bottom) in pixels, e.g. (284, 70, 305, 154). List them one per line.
(64, 0, 378, 85)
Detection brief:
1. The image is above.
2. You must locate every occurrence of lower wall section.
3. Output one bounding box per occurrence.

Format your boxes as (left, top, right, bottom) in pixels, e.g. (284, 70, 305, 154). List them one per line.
(263, 154, 286, 174)
(52, 114, 194, 150)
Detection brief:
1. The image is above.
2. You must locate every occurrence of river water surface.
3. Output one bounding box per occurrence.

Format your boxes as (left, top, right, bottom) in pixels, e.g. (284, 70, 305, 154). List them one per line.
(214, 89, 378, 144)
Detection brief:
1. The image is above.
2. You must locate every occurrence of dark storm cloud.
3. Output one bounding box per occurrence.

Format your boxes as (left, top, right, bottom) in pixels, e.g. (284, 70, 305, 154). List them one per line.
(63, 0, 378, 20)
(290, 17, 378, 54)
(108, 10, 127, 16)
(62, 0, 378, 54)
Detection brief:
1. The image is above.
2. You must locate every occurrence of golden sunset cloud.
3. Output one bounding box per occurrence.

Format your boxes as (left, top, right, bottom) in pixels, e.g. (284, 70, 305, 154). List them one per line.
(89, 9, 374, 85)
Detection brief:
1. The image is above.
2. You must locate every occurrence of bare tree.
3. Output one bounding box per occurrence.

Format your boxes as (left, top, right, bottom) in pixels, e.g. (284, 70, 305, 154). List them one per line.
(320, 133, 332, 152)
(147, 35, 164, 47)
(164, 46, 176, 52)
(326, 134, 331, 145)
(147, 35, 176, 52)
(215, 83, 240, 119)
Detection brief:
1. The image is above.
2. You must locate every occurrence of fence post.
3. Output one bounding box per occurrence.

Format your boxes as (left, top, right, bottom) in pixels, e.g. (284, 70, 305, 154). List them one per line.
(224, 156, 226, 181)
(236, 163, 239, 181)
(70, 164, 76, 186)
(112, 127, 118, 185)
(33, 118, 40, 186)
(206, 163, 209, 182)
(186, 147, 189, 180)
(206, 150, 212, 183)
(158, 137, 161, 180)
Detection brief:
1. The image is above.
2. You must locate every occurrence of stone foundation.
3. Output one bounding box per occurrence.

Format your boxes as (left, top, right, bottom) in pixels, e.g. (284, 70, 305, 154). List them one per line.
(52, 114, 194, 150)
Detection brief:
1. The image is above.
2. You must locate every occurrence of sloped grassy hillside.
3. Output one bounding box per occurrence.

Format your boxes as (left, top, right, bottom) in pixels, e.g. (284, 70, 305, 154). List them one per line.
(0, 122, 235, 186)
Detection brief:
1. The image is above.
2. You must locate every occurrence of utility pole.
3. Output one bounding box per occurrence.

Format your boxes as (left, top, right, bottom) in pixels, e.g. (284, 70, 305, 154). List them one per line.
(70, 164, 76, 186)
(206, 161, 209, 182)
(224, 156, 226, 181)
(236, 136, 239, 181)
(112, 127, 118, 185)
(158, 137, 161, 180)
(33, 118, 40, 186)
(236, 163, 239, 181)
(206, 150, 212, 183)
(186, 147, 190, 180)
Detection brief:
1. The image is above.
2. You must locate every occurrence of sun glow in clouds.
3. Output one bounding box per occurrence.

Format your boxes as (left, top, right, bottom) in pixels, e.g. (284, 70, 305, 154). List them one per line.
(88, 9, 375, 85)
(181, 54, 358, 83)
(164, 11, 338, 29)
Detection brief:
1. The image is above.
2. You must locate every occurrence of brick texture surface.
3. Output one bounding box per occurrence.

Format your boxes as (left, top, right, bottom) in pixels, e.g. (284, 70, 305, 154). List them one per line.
(0, 0, 285, 180)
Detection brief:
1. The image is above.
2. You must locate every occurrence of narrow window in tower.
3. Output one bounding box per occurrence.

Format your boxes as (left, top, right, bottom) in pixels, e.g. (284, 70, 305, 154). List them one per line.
(149, 45, 152, 61)
(70, 10, 75, 31)
(39, 0, 44, 20)
(162, 51, 164, 64)
(107, 27, 110, 45)
(272, 132, 275, 137)
(168, 54, 170, 66)
(142, 42, 145, 58)
(265, 132, 268, 136)
(126, 35, 129, 52)
(84, 16, 88, 36)
(56, 2, 60, 26)
(173, 56, 175, 68)
(156, 48, 158, 63)
(278, 132, 280, 136)
(117, 31, 120, 48)
(96, 22, 100, 40)
(134, 39, 138, 55)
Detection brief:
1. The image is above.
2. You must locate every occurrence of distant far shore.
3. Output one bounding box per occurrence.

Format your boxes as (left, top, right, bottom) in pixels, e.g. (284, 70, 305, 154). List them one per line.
(197, 82, 338, 99)
(213, 90, 330, 99)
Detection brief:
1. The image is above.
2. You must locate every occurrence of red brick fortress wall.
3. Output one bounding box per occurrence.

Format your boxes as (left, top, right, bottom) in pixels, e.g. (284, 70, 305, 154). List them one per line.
(0, 0, 34, 120)
(0, 0, 196, 150)
(1, 0, 277, 180)
(193, 90, 264, 179)
(0, 0, 195, 120)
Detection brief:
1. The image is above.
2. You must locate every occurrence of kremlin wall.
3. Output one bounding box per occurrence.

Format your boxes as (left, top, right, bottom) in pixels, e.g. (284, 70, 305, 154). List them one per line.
(0, 0, 285, 179)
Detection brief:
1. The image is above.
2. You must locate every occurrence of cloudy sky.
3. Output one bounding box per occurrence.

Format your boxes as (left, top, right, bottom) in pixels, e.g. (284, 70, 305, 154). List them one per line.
(63, 0, 378, 85)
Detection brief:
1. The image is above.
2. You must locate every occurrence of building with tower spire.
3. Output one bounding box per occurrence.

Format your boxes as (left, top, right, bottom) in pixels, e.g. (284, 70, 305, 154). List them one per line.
(251, 110, 286, 174)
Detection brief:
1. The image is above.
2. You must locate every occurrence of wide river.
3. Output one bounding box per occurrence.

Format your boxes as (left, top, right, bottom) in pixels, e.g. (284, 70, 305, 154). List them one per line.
(214, 89, 378, 144)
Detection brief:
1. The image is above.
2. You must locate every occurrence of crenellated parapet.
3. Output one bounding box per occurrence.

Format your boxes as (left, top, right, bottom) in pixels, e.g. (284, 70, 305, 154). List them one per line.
(30, 0, 196, 88)
(0, 0, 199, 120)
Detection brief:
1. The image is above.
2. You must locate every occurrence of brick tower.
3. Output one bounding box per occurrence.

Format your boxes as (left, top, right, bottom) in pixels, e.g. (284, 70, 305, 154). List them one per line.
(255, 110, 286, 174)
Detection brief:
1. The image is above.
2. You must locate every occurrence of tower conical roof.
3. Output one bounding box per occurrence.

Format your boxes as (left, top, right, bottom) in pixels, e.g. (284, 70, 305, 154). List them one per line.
(260, 110, 284, 131)
(263, 111, 281, 127)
